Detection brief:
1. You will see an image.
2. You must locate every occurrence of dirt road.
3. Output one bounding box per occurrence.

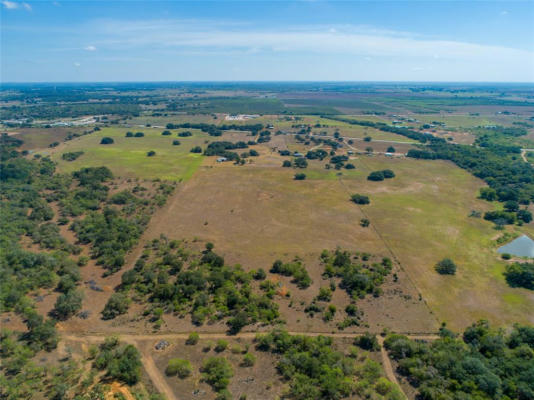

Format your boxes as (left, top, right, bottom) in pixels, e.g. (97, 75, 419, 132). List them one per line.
(62, 331, 438, 400)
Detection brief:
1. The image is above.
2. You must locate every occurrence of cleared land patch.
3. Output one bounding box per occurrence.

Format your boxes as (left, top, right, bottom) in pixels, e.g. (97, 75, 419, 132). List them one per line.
(44, 127, 206, 180)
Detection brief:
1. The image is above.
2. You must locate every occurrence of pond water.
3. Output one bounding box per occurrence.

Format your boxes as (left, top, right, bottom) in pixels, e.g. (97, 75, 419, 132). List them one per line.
(497, 235, 534, 258)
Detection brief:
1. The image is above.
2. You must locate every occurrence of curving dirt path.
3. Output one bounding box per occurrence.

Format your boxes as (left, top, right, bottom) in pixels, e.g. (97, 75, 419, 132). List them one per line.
(62, 331, 438, 400)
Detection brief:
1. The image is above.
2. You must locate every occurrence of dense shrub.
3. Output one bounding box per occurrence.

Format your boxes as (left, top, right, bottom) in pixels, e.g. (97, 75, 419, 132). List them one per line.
(202, 357, 234, 392)
(435, 258, 457, 275)
(504, 262, 534, 289)
(94, 338, 141, 385)
(166, 358, 192, 378)
(384, 321, 534, 400)
(271, 259, 312, 289)
(351, 194, 370, 205)
(100, 137, 114, 145)
(61, 151, 84, 161)
(101, 293, 130, 320)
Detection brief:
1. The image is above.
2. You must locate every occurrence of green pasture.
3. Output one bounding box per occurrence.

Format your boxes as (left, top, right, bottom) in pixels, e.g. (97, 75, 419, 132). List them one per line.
(414, 114, 497, 128)
(337, 156, 534, 329)
(48, 127, 206, 180)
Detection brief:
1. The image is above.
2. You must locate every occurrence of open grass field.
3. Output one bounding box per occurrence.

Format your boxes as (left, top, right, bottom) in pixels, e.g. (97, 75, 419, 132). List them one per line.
(340, 156, 534, 330)
(414, 114, 498, 128)
(128, 146, 533, 331)
(7, 127, 86, 150)
(44, 126, 207, 180)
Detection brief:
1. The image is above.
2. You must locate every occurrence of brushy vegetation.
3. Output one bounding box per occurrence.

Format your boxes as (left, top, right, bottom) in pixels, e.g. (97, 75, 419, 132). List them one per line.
(94, 336, 142, 385)
(504, 262, 534, 290)
(270, 259, 312, 289)
(384, 320, 534, 400)
(115, 240, 281, 333)
(256, 329, 404, 400)
(0, 135, 169, 399)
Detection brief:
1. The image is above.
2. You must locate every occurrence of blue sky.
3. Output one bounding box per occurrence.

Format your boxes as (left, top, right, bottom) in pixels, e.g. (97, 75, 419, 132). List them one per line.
(1, 1, 533, 82)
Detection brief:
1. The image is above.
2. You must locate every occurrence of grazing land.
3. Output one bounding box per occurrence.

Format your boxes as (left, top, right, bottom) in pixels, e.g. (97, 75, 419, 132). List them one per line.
(2, 82, 533, 400)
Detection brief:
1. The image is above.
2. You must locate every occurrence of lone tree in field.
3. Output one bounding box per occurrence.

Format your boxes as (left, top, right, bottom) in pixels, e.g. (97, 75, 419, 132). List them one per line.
(367, 171, 385, 181)
(435, 258, 457, 275)
(351, 194, 370, 205)
(100, 137, 114, 144)
(387, 146, 396, 153)
(294, 173, 306, 180)
(147, 150, 156, 157)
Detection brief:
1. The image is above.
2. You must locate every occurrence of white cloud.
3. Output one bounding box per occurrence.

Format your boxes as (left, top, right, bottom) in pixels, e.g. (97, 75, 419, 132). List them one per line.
(2, 1, 31, 11)
(73, 62, 81, 67)
(91, 19, 534, 66)
(84, 45, 97, 51)
(2, 1, 19, 9)
(500, 10, 508, 15)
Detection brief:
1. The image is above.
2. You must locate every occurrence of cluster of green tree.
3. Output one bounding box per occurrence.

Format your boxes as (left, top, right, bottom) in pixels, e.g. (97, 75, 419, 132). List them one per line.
(321, 249, 393, 300)
(71, 207, 143, 274)
(61, 151, 84, 161)
(255, 329, 404, 400)
(201, 356, 234, 396)
(178, 131, 192, 137)
(204, 141, 249, 161)
(384, 320, 534, 400)
(56, 166, 111, 216)
(257, 130, 272, 143)
(368, 169, 395, 181)
(0, 137, 82, 396)
(351, 194, 370, 205)
(125, 131, 145, 137)
(58, 167, 174, 273)
(166, 122, 263, 136)
(306, 149, 328, 160)
(0, 133, 24, 160)
(0, 327, 90, 399)
(93, 336, 142, 385)
(0, 143, 82, 324)
(329, 155, 349, 170)
(293, 157, 308, 168)
(112, 239, 280, 333)
(1, 102, 141, 120)
(240, 149, 259, 158)
(270, 259, 312, 289)
(504, 262, 533, 290)
(323, 116, 446, 144)
(294, 173, 306, 180)
(472, 126, 528, 150)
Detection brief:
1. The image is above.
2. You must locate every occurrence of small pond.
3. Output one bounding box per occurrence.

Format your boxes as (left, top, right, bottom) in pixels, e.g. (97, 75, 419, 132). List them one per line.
(497, 235, 534, 258)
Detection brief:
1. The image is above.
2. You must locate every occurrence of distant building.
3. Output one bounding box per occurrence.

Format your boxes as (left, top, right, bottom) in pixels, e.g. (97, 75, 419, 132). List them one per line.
(385, 152, 393, 157)
(293, 152, 304, 158)
(216, 157, 228, 162)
